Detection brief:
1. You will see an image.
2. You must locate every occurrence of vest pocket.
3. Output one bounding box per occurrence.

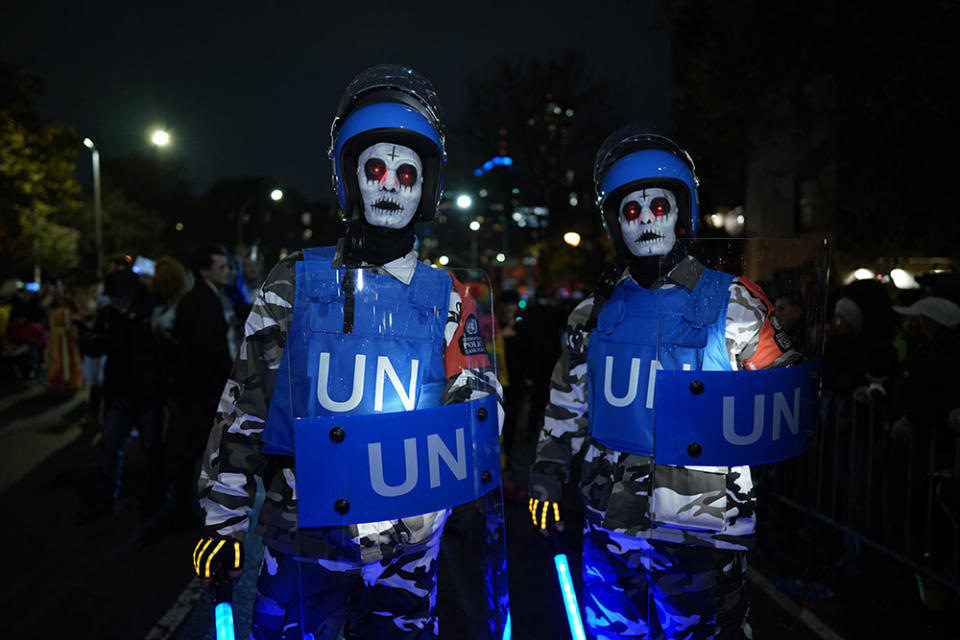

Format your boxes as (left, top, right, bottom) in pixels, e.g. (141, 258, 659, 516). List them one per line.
(649, 464, 727, 532)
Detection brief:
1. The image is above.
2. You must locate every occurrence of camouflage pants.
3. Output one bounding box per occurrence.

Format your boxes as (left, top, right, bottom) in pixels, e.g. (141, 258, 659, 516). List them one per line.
(582, 519, 751, 640)
(251, 540, 441, 640)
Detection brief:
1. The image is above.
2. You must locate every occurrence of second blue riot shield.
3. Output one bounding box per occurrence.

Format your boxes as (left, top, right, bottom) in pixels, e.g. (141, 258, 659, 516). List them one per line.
(266, 252, 509, 639)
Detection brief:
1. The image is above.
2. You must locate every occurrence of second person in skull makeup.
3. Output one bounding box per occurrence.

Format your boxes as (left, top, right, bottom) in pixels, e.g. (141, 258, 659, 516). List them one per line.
(529, 127, 798, 639)
(190, 65, 503, 640)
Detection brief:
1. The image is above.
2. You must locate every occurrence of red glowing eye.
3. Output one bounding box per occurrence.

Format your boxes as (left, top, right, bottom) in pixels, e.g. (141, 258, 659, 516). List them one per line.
(364, 158, 386, 181)
(650, 197, 671, 216)
(397, 163, 418, 188)
(622, 201, 641, 221)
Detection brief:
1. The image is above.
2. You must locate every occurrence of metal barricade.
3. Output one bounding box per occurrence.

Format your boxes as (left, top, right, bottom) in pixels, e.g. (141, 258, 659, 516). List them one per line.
(763, 389, 960, 592)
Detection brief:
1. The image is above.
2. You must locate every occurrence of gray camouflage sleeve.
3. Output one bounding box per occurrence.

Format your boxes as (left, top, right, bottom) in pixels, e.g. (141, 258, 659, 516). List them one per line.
(197, 255, 298, 540)
(726, 278, 800, 370)
(528, 297, 595, 502)
(440, 282, 505, 433)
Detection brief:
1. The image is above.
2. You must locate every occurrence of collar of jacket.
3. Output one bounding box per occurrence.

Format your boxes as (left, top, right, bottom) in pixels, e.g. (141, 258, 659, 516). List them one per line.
(331, 243, 419, 286)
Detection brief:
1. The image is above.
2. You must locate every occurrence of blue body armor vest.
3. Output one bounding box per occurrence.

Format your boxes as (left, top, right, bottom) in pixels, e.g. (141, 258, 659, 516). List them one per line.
(262, 247, 451, 455)
(586, 268, 735, 455)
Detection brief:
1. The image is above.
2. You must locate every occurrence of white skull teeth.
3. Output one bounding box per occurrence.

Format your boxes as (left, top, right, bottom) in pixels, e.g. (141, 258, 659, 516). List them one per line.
(371, 196, 403, 212)
(636, 231, 664, 243)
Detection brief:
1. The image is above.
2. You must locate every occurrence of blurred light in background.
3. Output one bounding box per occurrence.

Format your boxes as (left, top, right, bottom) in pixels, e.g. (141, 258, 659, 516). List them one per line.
(150, 129, 171, 146)
(563, 232, 582, 247)
(889, 268, 920, 289)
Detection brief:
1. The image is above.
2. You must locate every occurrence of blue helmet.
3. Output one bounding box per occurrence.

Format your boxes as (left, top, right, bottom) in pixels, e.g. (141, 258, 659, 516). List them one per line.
(593, 126, 700, 256)
(329, 64, 447, 223)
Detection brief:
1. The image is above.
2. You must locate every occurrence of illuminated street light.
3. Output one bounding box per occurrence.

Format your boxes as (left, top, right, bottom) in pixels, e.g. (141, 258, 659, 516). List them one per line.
(456, 194, 473, 209)
(270, 189, 284, 201)
(438, 255, 450, 266)
(563, 232, 582, 247)
(469, 220, 481, 231)
(496, 253, 506, 263)
(150, 129, 171, 147)
(82, 138, 103, 276)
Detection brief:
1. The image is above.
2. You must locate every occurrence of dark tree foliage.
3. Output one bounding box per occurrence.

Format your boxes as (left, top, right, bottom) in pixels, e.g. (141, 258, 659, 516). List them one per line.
(0, 61, 83, 277)
(671, 0, 959, 256)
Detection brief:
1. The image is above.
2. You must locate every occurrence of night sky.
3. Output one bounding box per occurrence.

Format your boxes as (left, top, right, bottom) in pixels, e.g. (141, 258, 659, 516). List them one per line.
(1, 0, 671, 201)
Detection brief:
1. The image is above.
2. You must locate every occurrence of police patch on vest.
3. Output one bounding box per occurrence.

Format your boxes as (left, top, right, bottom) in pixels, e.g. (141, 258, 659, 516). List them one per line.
(769, 315, 793, 352)
(459, 314, 486, 356)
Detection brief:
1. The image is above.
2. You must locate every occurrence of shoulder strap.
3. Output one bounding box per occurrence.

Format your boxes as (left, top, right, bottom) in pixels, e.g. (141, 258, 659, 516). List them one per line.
(302, 246, 336, 263)
(582, 261, 623, 335)
(410, 262, 452, 311)
(683, 267, 735, 327)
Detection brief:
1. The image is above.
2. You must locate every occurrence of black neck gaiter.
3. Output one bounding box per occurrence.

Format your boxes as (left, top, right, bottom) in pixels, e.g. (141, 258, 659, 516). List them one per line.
(357, 219, 415, 266)
(626, 241, 689, 288)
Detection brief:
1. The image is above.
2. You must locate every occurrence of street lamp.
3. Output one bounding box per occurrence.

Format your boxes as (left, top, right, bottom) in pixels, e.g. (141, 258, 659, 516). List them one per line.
(563, 232, 582, 247)
(150, 128, 171, 147)
(237, 187, 284, 250)
(83, 137, 103, 276)
(456, 194, 473, 209)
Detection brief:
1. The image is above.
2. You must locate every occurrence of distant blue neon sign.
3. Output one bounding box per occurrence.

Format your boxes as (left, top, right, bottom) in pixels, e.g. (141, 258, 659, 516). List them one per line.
(473, 155, 514, 177)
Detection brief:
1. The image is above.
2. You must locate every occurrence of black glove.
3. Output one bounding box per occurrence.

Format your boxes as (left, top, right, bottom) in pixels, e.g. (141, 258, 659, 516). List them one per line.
(193, 537, 244, 580)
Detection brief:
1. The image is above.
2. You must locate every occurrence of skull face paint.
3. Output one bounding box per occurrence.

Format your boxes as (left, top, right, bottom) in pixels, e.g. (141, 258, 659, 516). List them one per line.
(357, 142, 423, 229)
(618, 187, 678, 257)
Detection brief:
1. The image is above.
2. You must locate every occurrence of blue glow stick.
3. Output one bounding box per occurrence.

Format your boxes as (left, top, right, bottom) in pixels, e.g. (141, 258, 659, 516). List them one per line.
(501, 611, 512, 640)
(213, 578, 236, 640)
(214, 602, 235, 640)
(553, 553, 586, 640)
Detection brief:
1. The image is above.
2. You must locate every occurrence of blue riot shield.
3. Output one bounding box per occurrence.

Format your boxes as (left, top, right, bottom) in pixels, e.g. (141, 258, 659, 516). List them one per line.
(588, 237, 830, 463)
(277, 261, 508, 640)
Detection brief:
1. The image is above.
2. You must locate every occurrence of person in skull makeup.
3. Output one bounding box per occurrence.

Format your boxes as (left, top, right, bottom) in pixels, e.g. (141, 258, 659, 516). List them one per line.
(191, 65, 502, 640)
(528, 127, 797, 639)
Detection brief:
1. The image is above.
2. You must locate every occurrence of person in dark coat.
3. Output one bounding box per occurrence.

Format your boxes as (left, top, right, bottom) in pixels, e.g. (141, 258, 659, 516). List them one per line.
(169, 243, 232, 524)
(93, 264, 165, 516)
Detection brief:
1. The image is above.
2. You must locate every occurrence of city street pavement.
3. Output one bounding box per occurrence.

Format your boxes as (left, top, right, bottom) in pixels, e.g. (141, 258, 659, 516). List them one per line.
(1, 380, 957, 639)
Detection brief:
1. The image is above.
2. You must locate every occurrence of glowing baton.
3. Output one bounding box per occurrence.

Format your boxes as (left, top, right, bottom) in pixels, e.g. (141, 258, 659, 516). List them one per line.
(501, 611, 512, 640)
(550, 533, 586, 640)
(553, 552, 587, 640)
(213, 578, 236, 640)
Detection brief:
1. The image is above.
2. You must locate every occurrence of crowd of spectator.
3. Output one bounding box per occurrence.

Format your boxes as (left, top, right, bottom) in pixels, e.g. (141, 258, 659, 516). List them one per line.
(0, 243, 265, 528)
(778, 272, 960, 605)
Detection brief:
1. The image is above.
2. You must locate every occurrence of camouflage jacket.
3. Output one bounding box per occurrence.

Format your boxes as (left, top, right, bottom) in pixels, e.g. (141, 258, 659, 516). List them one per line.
(198, 247, 501, 563)
(529, 257, 796, 551)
